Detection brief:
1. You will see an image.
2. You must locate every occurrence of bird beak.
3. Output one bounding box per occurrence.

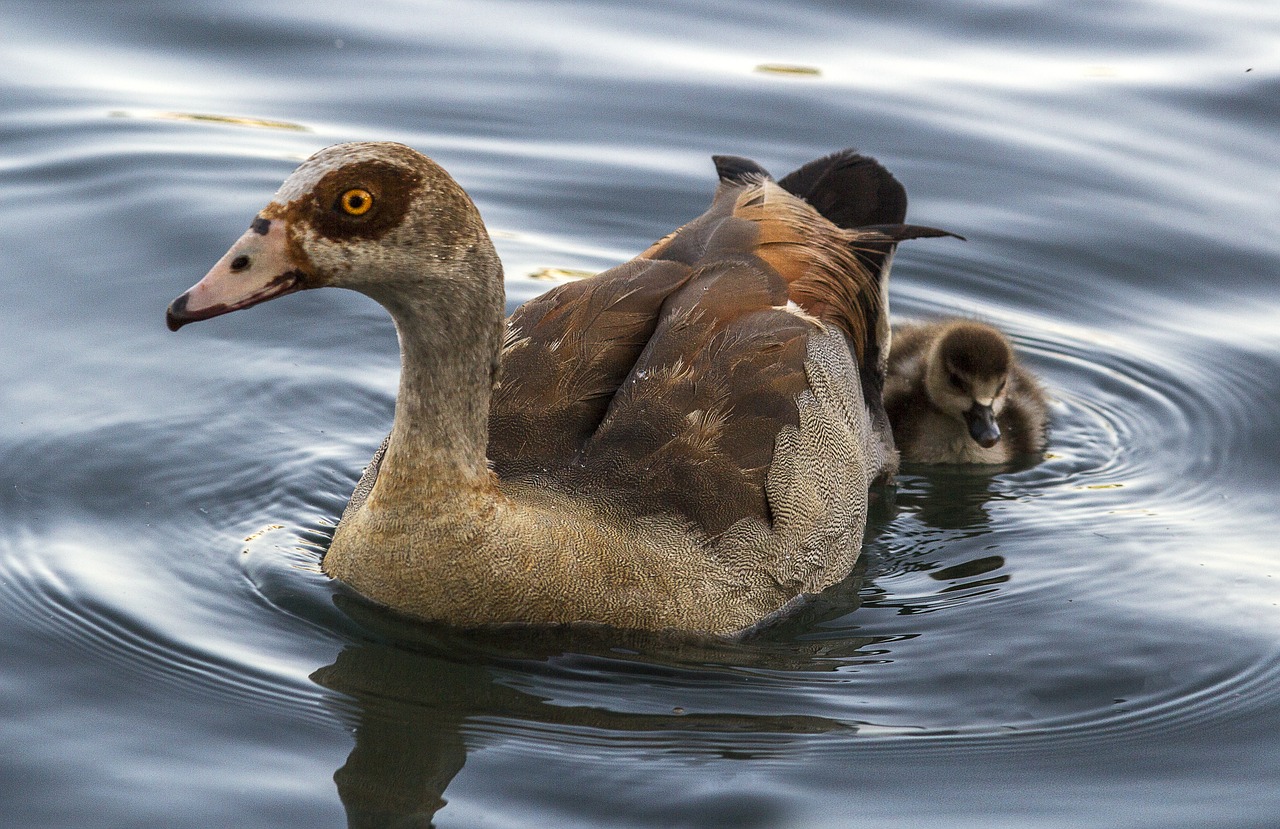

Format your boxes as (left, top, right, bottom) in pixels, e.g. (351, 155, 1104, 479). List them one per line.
(964, 403, 1001, 448)
(166, 217, 309, 331)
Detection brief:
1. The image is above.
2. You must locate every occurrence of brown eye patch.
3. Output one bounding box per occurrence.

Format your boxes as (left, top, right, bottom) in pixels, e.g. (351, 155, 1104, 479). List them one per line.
(310, 160, 423, 241)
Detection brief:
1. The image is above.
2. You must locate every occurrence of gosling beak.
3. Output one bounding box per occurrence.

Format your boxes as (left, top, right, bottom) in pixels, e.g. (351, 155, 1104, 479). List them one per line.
(964, 403, 1001, 448)
(166, 217, 309, 331)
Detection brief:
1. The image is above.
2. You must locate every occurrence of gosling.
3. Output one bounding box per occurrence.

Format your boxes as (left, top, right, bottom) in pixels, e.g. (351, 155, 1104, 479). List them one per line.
(884, 319, 1048, 465)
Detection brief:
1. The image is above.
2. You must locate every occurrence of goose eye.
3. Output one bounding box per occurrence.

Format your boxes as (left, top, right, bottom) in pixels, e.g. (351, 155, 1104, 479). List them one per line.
(337, 188, 374, 216)
(948, 372, 966, 391)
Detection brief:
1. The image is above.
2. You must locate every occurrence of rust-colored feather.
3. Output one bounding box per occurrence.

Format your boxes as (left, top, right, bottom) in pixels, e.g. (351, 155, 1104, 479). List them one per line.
(731, 181, 883, 360)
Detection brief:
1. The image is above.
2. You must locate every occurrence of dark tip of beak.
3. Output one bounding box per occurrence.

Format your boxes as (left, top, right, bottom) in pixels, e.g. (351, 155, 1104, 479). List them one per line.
(965, 403, 1001, 448)
(166, 294, 191, 332)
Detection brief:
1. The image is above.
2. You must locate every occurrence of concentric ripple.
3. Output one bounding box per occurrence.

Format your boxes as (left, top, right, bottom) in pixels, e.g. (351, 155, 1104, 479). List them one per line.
(3, 1, 1280, 823)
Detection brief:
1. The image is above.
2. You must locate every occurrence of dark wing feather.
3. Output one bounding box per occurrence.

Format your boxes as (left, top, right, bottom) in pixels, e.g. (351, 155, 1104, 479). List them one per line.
(712, 154, 773, 184)
(778, 149, 907, 231)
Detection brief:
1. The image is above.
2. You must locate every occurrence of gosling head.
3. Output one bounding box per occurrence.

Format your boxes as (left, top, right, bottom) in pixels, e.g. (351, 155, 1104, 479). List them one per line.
(166, 142, 496, 331)
(923, 322, 1013, 448)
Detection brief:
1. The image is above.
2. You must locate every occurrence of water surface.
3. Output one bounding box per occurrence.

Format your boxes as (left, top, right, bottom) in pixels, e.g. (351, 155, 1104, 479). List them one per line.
(3, 1, 1280, 827)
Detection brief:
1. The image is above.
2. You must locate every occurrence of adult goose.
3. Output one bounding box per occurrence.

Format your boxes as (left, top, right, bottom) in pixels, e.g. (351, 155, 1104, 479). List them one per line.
(885, 319, 1049, 464)
(167, 142, 954, 634)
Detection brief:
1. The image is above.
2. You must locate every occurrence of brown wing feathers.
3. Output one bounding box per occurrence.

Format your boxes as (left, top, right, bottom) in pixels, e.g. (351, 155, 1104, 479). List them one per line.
(488, 257, 692, 478)
(575, 260, 812, 535)
(489, 149, 951, 534)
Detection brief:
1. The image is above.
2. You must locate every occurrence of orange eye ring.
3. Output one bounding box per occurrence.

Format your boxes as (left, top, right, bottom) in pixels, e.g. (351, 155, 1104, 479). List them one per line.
(338, 188, 374, 216)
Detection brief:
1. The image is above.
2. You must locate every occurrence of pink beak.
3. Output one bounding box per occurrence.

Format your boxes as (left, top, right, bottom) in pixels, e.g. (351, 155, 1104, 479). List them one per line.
(166, 216, 309, 331)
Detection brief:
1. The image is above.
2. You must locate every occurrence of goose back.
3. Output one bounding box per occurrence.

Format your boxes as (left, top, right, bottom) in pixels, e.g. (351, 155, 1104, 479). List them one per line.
(489, 151, 933, 539)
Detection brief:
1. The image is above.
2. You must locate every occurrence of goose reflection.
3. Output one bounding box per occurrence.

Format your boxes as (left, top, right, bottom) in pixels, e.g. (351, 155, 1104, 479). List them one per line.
(311, 586, 876, 829)
(895, 466, 1022, 531)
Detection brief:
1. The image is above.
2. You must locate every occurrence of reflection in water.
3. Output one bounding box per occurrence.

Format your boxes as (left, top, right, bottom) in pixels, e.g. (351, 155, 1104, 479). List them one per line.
(857, 468, 1016, 618)
(897, 466, 1014, 531)
(313, 643, 470, 828)
(109, 110, 310, 131)
(312, 597, 867, 828)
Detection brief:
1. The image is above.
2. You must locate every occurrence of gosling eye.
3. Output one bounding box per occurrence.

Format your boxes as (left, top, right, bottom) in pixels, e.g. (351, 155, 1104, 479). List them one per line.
(948, 371, 967, 392)
(996, 380, 1007, 396)
(336, 188, 374, 216)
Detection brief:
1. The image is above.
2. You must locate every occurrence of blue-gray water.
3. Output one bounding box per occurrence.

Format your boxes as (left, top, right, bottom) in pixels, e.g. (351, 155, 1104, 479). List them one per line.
(3, 1, 1279, 827)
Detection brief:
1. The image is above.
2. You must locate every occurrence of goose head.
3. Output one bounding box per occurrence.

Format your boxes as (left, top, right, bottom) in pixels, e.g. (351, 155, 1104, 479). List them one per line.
(922, 321, 1012, 448)
(166, 142, 501, 331)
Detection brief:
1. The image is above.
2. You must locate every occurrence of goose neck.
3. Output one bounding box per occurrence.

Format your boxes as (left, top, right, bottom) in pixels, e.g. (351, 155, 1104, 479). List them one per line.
(374, 272, 504, 493)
